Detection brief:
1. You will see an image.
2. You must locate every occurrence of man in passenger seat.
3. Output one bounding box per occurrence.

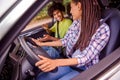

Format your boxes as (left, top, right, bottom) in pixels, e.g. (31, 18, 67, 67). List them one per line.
(40, 2, 72, 41)
(37, 2, 72, 58)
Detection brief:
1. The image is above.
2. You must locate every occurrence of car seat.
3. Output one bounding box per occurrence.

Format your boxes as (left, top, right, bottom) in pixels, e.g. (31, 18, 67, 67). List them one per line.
(99, 0, 120, 60)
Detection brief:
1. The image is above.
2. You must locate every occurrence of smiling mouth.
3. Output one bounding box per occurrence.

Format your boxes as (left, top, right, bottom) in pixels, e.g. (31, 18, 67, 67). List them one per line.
(57, 17, 62, 21)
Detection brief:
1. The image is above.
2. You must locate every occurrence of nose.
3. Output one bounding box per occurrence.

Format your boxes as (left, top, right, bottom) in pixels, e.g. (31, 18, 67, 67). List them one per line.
(55, 14, 58, 17)
(54, 14, 59, 19)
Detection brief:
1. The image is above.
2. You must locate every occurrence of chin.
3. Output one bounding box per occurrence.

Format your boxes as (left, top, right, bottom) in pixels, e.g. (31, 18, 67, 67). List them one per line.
(72, 18, 76, 20)
(58, 19, 62, 21)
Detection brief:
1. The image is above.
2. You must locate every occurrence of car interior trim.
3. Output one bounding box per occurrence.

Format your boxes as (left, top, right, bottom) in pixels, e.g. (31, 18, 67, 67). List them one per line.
(72, 47, 120, 80)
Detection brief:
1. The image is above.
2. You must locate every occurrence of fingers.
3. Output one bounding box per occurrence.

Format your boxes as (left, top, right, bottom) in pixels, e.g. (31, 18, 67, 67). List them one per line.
(43, 34, 49, 37)
(32, 38, 37, 42)
(38, 62, 49, 69)
(35, 55, 48, 66)
(35, 55, 51, 72)
(38, 62, 51, 72)
(35, 55, 56, 72)
(37, 37, 42, 41)
(32, 37, 43, 42)
(31, 38, 35, 41)
(37, 61, 55, 72)
(41, 67, 53, 72)
(38, 55, 47, 59)
(38, 65, 53, 72)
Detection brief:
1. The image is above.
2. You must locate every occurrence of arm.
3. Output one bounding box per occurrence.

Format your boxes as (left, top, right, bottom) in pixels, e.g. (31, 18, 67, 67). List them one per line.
(38, 34, 59, 42)
(42, 23, 60, 41)
(35, 55, 78, 72)
(46, 36, 59, 41)
(32, 38, 63, 47)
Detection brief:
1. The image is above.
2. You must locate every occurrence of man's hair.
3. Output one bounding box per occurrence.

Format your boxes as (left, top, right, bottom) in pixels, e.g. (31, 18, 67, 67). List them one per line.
(48, 2, 65, 17)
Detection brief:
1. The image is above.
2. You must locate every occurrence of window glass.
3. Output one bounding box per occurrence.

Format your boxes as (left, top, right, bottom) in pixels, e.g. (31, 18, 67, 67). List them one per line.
(24, 0, 71, 31)
(23, 1, 53, 31)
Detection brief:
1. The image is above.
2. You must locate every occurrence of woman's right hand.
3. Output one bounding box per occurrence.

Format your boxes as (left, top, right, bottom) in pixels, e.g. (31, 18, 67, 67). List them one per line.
(35, 55, 58, 72)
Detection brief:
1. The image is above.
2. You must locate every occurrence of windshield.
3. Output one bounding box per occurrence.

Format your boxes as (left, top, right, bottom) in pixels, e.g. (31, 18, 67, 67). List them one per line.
(0, 0, 36, 40)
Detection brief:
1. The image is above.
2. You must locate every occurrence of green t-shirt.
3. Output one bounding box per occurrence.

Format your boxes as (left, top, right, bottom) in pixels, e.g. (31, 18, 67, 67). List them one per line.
(50, 18, 72, 38)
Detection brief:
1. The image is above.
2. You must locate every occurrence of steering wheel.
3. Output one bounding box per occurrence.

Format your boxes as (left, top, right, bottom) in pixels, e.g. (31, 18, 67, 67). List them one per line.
(18, 36, 50, 65)
(18, 35, 58, 73)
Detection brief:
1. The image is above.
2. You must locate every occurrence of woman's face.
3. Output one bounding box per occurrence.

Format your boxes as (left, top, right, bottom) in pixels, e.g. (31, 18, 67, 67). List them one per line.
(53, 10, 64, 21)
(70, 1, 82, 20)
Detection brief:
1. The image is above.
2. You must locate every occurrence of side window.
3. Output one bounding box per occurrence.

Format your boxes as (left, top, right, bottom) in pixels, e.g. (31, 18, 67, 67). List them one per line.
(29, 2, 52, 25)
(24, 0, 71, 31)
(23, 2, 53, 31)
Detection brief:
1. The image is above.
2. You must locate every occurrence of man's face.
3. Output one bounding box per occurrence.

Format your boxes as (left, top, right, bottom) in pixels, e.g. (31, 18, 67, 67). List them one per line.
(53, 10, 63, 21)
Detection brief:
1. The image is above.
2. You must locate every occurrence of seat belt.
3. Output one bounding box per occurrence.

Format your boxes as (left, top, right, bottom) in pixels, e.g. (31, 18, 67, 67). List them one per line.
(56, 21, 60, 38)
(56, 21, 66, 57)
(100, 9, 114, 25)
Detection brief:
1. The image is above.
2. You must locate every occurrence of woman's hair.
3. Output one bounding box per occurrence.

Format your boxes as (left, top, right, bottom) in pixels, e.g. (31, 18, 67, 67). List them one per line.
(72, 0, 101, 51)
(48, 2, 65, 17)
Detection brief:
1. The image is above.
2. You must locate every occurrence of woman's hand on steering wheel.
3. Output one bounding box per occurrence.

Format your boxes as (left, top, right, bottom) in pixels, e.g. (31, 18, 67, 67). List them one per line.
(35, 55, 58, 72)
(32, 38, 43, 46)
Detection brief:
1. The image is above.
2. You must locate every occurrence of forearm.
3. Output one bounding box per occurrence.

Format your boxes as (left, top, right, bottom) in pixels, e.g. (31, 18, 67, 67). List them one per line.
(55, 58, 78, 67)
(40, 40, 62, 47)
(49, 36, 59, 41)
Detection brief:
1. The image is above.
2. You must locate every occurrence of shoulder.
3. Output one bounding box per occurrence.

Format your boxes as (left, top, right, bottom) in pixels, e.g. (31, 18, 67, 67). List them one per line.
(99, 22, 110, 33)
(50, 22, 57, 29)
(68, 20, 81, 31)
(99, 19, 110, 31)
(72, 20, 81, 27)
(95, 22, 110, 40)
(64, 18, 72, 23)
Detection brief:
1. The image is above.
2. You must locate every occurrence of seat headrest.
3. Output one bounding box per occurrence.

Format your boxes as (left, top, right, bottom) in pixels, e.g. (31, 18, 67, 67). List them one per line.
(101, 0, 109, 6)
(98, 0, 109, 8)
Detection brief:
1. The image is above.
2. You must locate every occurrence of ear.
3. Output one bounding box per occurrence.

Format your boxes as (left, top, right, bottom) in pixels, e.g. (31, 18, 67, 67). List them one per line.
(77, 2, 81, 10)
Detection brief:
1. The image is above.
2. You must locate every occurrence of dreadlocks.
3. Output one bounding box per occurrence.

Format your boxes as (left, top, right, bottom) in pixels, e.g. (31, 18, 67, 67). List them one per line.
(72, 0, 101, 51)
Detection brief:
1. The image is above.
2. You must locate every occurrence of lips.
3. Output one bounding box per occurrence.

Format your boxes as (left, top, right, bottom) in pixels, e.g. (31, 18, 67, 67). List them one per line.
(57, 16, 62, 21)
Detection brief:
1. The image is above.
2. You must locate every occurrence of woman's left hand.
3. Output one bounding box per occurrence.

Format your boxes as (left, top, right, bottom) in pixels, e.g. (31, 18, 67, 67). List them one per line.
(35, 55, 57, 72)
(32, 38, 43, 46)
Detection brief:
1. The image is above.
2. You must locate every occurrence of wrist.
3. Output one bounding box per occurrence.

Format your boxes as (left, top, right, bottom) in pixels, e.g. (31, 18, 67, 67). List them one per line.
(38, 42, 45, 46)
(54, 59, 60, 67)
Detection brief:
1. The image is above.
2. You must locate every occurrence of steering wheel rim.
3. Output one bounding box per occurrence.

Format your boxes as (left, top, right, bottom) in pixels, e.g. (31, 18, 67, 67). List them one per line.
(18, 35, 50, 65)
(18, 35, 58, 73)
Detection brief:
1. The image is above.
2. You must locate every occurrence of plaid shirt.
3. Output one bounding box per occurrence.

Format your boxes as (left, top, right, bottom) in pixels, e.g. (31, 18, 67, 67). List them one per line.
(61, 21, 110, 69)
(61, 19, 81, 56)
